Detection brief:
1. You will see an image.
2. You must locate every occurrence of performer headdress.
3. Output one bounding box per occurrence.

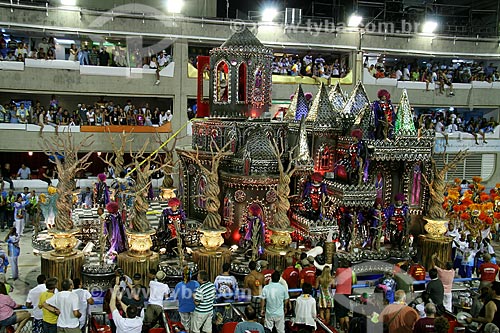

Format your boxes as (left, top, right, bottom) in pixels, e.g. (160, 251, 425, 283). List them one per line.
(98, 173, 107, 182)
(377, 89, 391, 100)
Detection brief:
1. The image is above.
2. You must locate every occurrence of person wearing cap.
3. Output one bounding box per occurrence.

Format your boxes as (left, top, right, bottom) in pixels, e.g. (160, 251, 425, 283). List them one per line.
(299, 257, 317, 288)
(479, 253, 500, 289)
(259, 261, 274, 286)
(174, 267, 200, 333)
(192, 270, 216, 333)
(143, 271, 170, 330)
(385, 193, 409, 250)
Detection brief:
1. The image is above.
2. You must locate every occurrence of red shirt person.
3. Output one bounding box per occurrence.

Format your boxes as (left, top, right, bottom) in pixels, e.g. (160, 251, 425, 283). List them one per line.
(479, 254, 499, 288)
(299, 258, 317, 287)
(282, 257, 299, 289)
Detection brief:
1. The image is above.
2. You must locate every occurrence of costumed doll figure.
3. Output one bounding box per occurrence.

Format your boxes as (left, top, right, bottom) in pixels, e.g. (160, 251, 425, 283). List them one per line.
(303, 172, 328, 221)
(104, 202, 127, 254)
(161, 198, 186, 255)
(39, 185, 58, 229)
(349, 129, 369, 186)
(372, 89, 395, 140)
(94, 173, 110, 207)
(371, 198, 387, 251)
(242, 205, 265, 257)
(385, 193, 409, 250)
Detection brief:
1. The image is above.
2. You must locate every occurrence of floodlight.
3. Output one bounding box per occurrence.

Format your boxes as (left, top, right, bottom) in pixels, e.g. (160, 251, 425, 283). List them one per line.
(60, 0, 77, 6)
(166, 0, 184, 14)
(348, 14, 362, 27)
(262, 7, 278, 22)
(422, 20, 438, 34)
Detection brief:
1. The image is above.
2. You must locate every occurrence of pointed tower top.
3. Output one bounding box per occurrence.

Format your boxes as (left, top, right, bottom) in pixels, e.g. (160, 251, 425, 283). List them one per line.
(329, 82, 347, 112)
(395, 89, 417, 136)
(221, 27, 264, 48)
(343, 81, 370, 118)
(294, 116, 314, 169)
(306, 83, 340, 129)
(351, 104, 375, 140)
(284, 84, 309, 122)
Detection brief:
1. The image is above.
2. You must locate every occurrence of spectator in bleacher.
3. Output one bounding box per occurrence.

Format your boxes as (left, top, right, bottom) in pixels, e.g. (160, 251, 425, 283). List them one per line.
(89, 46, 99, 66)
(79, 46, 89, 65)
(99, 47, 110, 66)
(5, 51, 15, 61)
(46, 49, 55, 60)
(17, 164, 31, 180)
(2, 163, 14, 190)
(68, 44, 78, 61)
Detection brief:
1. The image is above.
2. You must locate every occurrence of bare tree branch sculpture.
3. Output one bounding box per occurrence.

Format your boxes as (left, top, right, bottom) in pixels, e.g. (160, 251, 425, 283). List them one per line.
(100, 130, 133, 176)
(128, 140, 171, 232)
(423, 150, 468, 220)
(41, 131, 94, 231)
(154, 133, 181, 189)
(178, 141, 232, 231)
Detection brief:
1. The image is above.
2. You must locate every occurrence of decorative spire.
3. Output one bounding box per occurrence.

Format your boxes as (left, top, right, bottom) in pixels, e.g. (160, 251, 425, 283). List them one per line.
(329, 82, 347, 112)
(294, 116, 314, 169)
(352, 103, 375, 140)
(395, 89, 417, 136)
(306, 83, 339, 128)
(284, 84, 309, 122)
(343, 81, 370, 118)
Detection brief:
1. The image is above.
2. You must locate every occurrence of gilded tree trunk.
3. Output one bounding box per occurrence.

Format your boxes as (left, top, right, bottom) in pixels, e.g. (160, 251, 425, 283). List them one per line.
(130, 171, 152, 232)
(202, 172, 223, 231)
(273, 174, 292, 230)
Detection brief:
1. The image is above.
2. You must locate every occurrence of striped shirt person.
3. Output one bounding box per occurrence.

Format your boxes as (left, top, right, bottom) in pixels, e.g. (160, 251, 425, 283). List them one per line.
(191, 271, 216, 333)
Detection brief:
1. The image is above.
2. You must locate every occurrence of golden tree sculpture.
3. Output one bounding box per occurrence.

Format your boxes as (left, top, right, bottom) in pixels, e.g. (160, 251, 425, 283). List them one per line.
(422, 150, 467, 237)
(41, 132, 94, 231)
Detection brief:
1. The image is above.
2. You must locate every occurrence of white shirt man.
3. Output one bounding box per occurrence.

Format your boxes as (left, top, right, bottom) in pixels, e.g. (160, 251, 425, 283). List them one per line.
(45, 279, 81, 333)
(165, 110, 173, 122)
(395, 69, 403, 80)
(110, 285, 143, 333)
(144, 271, 170, 326)
(26, 275, 48, 328)
(72, 279, 94, 329)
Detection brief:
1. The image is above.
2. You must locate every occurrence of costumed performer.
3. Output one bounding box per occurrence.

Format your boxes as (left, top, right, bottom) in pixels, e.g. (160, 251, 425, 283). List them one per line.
(372, 89, 395, 140)
(160, 197, 186, 256)
(104, 202, 127, 255)
(94, 173, 110, 207)
(39, 185, 58, 230)
(303, 172, 328, 221)
(385, 193, 409, 250)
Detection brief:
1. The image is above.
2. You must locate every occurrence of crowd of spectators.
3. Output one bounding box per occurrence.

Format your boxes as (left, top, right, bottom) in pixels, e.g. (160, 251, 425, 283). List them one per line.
(0, 95, 173, 127)
(0, 34, 173, 70)
(189, 52, 351, 79)
(367, 57, 500, 86)
(417, 111, 498, 145)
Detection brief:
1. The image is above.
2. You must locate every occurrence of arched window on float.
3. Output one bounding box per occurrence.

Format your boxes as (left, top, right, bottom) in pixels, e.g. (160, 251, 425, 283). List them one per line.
(320, 146, 332, 171)
(215, 60, 230, 103)
(238, 62, 247, 103)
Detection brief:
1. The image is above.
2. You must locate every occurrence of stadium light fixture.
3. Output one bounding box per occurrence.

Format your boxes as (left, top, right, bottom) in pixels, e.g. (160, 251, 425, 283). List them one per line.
(422, 20, 438, 34)
(262, 7, 278, 22)
(348, 14, 362, 27)
(166, 0, 184, 14)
